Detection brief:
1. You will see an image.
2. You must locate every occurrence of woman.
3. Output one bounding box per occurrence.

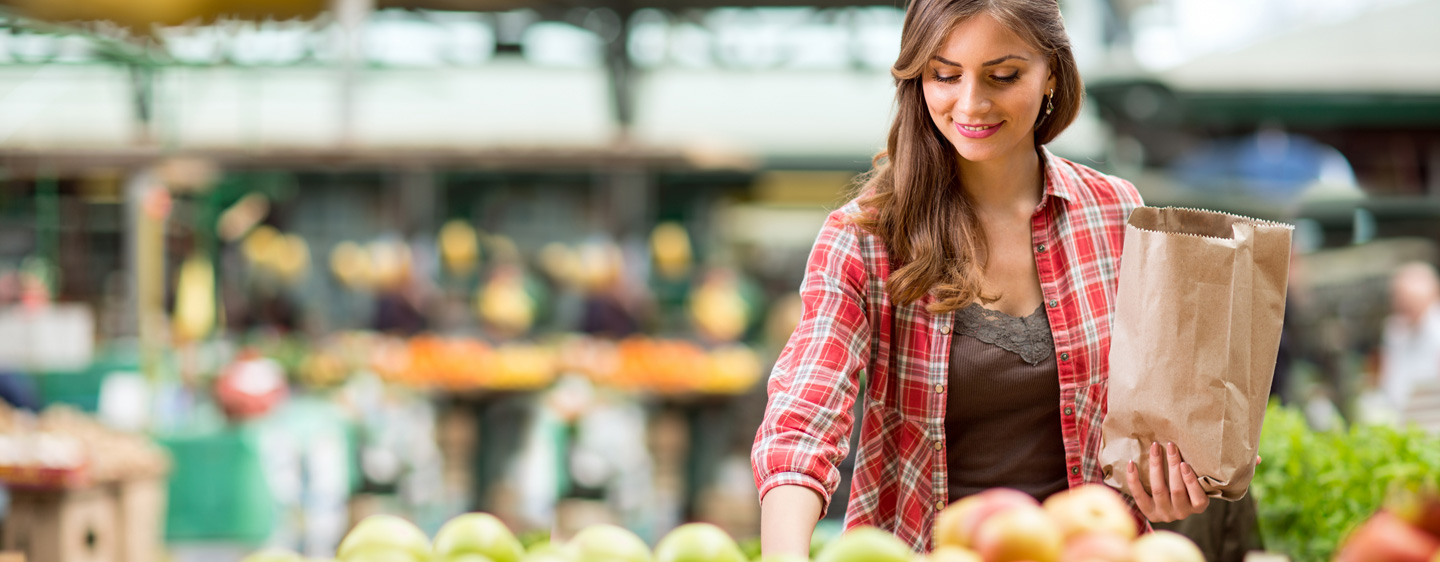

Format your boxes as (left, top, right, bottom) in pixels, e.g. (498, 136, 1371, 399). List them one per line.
(750, 0, 1212, 555)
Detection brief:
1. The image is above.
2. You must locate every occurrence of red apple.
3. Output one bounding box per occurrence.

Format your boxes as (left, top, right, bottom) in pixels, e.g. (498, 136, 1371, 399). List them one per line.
(1043, 485, 1139, 541)
(928, 545, 982, 562)
(973, 504, 1063, 562)
(936, 489, 1039, 549)
(1390, 490, 1440, 539)
(1130, 531, 1203, 562)
(1336, 512, 1440, 562)
(1061, 533, 1132, 562)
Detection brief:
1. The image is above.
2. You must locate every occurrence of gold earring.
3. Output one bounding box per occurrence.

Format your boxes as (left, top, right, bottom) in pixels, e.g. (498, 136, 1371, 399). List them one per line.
(1045, 89, 1054, 116)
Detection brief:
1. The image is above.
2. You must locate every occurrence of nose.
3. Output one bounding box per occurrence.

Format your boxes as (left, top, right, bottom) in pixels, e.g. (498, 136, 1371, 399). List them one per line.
(954, 77, 992, 119)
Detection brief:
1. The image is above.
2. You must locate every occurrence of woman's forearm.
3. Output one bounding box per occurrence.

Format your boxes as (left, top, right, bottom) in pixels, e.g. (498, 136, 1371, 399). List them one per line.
(760, 484, 825, 558)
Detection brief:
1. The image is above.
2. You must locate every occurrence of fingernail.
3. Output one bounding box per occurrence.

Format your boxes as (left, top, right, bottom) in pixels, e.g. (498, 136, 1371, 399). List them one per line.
(1128, 461, 1136, 473)
(1168, 442, 1177, 454)
(1181, 462, 1193, 475)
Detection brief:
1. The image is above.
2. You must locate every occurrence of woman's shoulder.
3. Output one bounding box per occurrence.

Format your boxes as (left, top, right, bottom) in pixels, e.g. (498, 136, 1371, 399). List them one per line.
(807, 197, 885, 264)
(1046, 150, 1145, 209)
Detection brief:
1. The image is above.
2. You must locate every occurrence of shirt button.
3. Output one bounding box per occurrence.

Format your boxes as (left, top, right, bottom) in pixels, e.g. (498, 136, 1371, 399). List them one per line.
(935, 384, 945, 393)
(940, 325, 951, 335)
(1037, 243, 1047, 253)
(1064, 406, 1074, 416)
(934, 441, 943, 451)
(1060, 352, 1070, 361)
(1048, 299, 1059, 308)
(1071, 466, 1081, 475)
(935, 500, 946, 510)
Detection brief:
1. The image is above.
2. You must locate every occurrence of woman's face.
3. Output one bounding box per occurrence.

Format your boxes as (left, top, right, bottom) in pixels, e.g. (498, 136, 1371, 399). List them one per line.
(922, 12, 1056, 164)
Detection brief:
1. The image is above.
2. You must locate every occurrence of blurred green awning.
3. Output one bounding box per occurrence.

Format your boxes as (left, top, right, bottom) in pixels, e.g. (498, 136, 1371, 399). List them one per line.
(1087, 0, 1440, 129)
(1086, 82, 1440, 129)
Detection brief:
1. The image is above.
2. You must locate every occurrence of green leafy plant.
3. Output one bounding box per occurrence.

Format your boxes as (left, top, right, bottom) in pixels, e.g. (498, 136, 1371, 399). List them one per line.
(1253, 402, 1440, 562)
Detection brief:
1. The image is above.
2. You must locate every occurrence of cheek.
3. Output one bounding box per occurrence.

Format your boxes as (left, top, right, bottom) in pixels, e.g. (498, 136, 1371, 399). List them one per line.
(922, 82, 952, 118)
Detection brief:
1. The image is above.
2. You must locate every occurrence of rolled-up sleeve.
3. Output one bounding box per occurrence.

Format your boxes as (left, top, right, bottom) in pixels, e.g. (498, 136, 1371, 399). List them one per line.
(751, 211, 872, 517)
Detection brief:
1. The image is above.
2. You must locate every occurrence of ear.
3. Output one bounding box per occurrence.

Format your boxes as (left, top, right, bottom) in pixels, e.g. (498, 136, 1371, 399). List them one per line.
(1046, 71, 1058, 96)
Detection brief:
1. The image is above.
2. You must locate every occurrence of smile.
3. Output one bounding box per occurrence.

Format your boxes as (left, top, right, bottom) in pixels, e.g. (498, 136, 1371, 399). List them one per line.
(956, 121, 1002, 139)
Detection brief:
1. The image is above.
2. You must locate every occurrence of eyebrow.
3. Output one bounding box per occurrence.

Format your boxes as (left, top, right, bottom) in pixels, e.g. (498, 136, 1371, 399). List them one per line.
(932, 54, 1028, 67)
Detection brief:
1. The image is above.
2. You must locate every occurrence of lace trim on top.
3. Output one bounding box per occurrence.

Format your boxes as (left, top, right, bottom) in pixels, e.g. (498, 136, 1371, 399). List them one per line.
(954, 302, 1055, 365)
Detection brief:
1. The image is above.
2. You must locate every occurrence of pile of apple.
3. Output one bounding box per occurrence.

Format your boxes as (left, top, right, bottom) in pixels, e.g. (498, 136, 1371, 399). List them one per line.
(250, 485, 1207, 562)
(921, 484, 1205, 562)
(1335, 489, 1440, 562)
(314, 512, 750, 562)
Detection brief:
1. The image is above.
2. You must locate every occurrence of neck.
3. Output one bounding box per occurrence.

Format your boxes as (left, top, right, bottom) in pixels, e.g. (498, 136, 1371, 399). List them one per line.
(957, 145, 1045, 216)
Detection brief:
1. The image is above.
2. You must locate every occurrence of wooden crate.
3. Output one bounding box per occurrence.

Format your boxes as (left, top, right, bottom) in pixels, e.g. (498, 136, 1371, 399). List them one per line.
(109, 477, 167, 562)
(1, 486, 118, 562)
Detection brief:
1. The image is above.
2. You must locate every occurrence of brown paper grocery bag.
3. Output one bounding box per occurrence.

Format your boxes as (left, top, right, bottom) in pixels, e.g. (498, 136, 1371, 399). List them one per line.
(1100, 207, 1292, 501)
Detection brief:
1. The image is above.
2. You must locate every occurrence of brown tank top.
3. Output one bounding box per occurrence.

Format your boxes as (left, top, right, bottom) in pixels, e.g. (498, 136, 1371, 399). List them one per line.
(945, 302, 1069, 503)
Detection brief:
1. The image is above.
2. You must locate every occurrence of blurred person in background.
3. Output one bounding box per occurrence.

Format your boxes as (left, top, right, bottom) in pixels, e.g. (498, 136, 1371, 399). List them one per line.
(1378, 261, 1440, 412)
(751, 0, 1220, 556)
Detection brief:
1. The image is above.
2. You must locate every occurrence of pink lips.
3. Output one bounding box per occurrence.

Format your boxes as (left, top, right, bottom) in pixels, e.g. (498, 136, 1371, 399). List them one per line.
(956, 121, 1002, 139)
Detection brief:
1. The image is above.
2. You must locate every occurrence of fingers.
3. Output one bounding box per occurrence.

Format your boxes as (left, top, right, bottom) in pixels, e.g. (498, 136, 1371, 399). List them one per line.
(1166, 443, 1189, 511)
(1127, 460, 1156, 515)
(1180, 462, 1211, 510)
(1149, 442, 1174, 517)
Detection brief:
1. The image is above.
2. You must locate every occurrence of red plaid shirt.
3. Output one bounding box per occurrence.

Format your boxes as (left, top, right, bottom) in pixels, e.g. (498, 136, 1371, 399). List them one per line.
(752, 147, 1146, 552)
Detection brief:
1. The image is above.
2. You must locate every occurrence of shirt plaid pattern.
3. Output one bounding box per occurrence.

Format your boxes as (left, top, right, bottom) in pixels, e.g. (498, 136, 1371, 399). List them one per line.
(752, 147, 1146, 552)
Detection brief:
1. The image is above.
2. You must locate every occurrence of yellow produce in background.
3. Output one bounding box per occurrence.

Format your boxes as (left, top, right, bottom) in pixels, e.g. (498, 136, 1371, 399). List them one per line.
(173, 254, 216, 343)
(476, 268, 535, 337)
(650, 221, 694, 281)
(690, 275, 748, 343)
(329, 241, 373, 290)
(272, 234, 310, 284)
(439, 220, 480, 277)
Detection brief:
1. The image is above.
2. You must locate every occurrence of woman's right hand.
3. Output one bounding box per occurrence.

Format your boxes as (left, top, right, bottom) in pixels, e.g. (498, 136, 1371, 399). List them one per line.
(759, 484, 825, 558)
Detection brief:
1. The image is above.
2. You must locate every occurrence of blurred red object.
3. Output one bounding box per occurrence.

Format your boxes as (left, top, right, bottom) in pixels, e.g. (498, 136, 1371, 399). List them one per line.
(1335, 511, 1440, 562)
(214, 354, 288, 421)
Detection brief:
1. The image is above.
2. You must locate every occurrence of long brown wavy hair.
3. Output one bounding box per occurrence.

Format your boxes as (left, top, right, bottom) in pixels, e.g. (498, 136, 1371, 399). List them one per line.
(850, 0, 1083, 314)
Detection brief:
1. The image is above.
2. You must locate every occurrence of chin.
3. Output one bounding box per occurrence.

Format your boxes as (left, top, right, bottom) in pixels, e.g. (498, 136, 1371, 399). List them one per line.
(951, 140, 1005, 162)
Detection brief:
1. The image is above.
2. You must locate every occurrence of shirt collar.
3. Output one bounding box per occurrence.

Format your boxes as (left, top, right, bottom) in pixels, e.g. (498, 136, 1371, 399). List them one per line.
(1039, 145, 1075, 203)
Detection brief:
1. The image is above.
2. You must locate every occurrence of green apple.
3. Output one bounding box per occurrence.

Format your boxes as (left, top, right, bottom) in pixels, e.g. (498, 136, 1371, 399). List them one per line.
(756, 556, 808, 562)
(654, 523, 745, 562)
(336, 514, 431, 562)
(433, 513, 524, 562)
(814, 527, 911, 562)
(441, 555, 496, 562)
(522, 544, 573, 562)
(337, 549, 419, 562)
(241, 548, 304, 562)
(568, 525, 651, 562)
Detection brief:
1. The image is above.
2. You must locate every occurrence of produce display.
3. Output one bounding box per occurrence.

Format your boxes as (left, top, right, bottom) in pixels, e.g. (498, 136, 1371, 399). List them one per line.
(1254, 403, 1440, 562)
(560, 336, 763, 395)
(245, 484, 1206, 562)
(263, 330, 765, 395)
(1333, 489, 1440, 562)
(931, 484, 1202, 562)
(371, 336, 558, 391)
